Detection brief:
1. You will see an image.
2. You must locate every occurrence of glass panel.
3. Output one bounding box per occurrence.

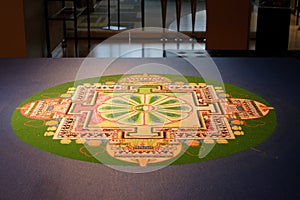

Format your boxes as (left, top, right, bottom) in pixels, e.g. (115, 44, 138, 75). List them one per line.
(289, 0, 300, 50)
(77, 0, 206, 32)
(250, 0, 259, 50)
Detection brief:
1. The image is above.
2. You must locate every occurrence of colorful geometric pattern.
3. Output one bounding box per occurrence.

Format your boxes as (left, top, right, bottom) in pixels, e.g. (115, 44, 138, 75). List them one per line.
(12, 74, 276, 166)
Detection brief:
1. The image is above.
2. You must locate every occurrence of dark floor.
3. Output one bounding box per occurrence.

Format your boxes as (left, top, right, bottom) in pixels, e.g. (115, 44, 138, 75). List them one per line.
(1, 57, 300, 199)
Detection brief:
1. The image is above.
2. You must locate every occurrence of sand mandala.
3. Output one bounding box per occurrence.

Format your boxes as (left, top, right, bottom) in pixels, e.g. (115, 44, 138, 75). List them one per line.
(11, 74, 276, 167)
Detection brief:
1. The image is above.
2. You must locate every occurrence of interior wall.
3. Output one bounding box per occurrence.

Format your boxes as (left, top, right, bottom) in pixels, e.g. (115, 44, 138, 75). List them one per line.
(46, 2, 64, 56)
(0, 0, 27, 57)
(23, 0, 63, 57)
(206, 0, 251, 50)
(23, 0, 47, 57)
(0, 1, 62, 57)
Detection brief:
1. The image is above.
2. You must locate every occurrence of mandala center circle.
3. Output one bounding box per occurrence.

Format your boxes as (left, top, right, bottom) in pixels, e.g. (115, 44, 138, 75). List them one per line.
(133, 104, 155, 112)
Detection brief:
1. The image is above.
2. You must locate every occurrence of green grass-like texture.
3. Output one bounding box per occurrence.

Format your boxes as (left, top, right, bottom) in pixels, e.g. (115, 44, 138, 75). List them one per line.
(11, 74, 277, 165)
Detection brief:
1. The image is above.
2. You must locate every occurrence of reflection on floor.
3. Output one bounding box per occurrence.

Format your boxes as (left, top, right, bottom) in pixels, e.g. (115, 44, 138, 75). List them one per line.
(52, 38, 207, 58)
(289, 12, 300, 50)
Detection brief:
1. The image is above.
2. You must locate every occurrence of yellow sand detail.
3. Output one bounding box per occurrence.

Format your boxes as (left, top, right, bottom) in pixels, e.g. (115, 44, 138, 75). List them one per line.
(231, 120, 244, 125)
(60, 139, 72, 144)
(68, 87, 76, 91)
(232, 126, 242, 131)
(47, 126, 57, 131)
(60, 93, 71, 98)
(203, 139, 215, 144)
(217, 139, 228, 144)
(45, 120, 58, 126)
(44, 131, 54, 137)
(234, 131, 244, 136)
(105, 81, 115, 85)
(76, 139, 86, 144)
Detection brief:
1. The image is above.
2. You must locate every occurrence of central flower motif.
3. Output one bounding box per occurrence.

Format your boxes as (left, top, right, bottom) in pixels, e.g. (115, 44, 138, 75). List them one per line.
(97, 94, 192, 126)
(133, 104, 156, 112)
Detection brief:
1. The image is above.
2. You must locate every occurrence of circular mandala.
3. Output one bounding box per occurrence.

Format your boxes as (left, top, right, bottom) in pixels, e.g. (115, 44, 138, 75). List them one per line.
(11, 74, 276, 168)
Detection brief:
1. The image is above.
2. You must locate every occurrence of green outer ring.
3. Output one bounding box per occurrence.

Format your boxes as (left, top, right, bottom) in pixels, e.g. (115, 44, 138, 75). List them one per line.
(10, 74, 277, 165)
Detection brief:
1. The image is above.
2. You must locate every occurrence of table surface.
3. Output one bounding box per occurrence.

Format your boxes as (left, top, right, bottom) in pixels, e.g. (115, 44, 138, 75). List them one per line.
(0, 57, 299, 200)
